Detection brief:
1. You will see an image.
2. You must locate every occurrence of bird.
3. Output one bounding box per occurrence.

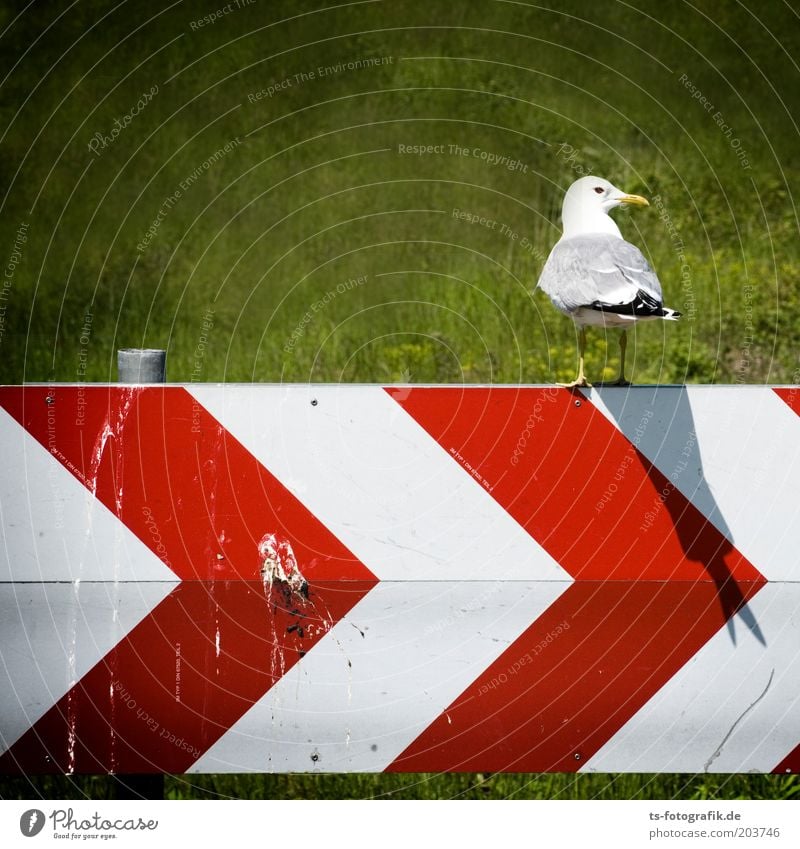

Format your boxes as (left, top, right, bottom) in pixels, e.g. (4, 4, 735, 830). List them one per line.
(537, 176, 681, 387)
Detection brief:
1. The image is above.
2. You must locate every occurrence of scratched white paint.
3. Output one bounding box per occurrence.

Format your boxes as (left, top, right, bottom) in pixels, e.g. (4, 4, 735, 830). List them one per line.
(583, 584, 800, 773)
(191, 580, 569, 772)
(589, 386, 800, 581)
(188, 384, 569, 583)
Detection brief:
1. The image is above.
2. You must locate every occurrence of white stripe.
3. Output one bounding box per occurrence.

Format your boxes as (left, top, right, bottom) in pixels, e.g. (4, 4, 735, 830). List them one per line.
(191, 580, 569, 772)
(0, 409, 175, 583)
(0, 582, 176, 754)
(583, 584, 800, 772)
(189, 385, 570, 582)
(588, 386, 800, 581)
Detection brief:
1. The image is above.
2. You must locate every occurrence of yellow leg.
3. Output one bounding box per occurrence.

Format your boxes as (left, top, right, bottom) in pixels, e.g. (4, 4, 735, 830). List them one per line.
(559, 327, 590, 388)
(615, 330, 631, 386)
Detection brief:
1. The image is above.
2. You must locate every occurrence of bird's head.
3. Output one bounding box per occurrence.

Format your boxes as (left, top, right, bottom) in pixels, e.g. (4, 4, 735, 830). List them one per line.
(561, 176, 649, 239)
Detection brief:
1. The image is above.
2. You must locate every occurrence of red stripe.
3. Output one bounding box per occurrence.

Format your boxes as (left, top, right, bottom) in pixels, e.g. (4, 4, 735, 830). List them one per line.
(773, 743, 800, 775)
(389, 580, 764, 772)
(767, 387, 799, 775)
(0, 386, 374, 583)
(0, 386, 378, 773)
(386, 387, 766, 771)
(386, 386, 763, 584)
(774, 387, 800, 417)
(0, 580, 374, 774)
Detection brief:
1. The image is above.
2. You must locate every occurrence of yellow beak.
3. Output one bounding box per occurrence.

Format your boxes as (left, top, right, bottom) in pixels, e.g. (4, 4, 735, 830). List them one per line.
(617, 193, 649, 207)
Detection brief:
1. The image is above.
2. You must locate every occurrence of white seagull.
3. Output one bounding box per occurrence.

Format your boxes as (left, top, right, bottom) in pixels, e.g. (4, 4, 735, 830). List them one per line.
(537, 176, 681, 387)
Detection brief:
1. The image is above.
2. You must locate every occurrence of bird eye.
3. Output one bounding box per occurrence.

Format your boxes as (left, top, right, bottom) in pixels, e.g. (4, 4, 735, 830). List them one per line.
(593, 187, 605, 194)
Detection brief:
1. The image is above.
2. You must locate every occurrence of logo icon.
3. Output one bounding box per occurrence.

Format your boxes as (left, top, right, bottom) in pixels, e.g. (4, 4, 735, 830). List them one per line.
(19, 810, 45, 837)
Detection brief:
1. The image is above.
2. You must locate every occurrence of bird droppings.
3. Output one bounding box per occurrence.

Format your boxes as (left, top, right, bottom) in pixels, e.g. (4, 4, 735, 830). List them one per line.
(310, 750, 320, 763)
(259, 533, 308, 596)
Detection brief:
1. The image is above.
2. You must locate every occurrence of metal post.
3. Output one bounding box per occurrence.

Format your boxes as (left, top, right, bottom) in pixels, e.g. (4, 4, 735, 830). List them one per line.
(117, 348, 167, 383)
(113, 347, 167, 799)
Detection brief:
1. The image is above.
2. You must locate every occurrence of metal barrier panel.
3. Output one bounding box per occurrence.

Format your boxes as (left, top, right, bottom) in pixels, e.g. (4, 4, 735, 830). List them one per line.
(1, 384, 799, 774)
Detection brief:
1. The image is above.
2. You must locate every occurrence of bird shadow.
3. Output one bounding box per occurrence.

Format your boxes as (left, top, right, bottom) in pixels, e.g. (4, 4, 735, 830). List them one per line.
(592, 385, 765, 647)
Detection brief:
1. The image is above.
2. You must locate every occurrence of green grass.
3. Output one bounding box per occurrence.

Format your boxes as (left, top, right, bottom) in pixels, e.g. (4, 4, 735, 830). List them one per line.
(2, 0, 800, 387)
(2, 772, 799, 801)
(2, 0, 800, 800)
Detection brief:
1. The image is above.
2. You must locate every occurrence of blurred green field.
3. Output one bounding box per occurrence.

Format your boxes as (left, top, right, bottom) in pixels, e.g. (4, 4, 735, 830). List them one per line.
(2, 0, 800, 387)
(2, 0, 800, 801)
(2, 771, 799, 801)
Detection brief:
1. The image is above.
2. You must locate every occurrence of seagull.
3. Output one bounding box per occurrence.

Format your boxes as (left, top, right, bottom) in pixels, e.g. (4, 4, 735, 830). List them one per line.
(537, 176, 681, 387)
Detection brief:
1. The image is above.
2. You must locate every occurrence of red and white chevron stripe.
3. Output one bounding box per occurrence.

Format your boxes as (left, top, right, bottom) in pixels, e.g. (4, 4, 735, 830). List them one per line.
(1, 384, 799, 774)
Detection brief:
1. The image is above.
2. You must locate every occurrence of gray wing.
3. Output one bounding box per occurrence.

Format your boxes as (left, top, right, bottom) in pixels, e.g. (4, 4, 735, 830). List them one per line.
(537, 234, 663, 314)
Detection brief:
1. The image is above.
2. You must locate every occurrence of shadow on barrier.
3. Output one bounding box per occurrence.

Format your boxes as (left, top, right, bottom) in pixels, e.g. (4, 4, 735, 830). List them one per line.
(596, 385, 765, 647)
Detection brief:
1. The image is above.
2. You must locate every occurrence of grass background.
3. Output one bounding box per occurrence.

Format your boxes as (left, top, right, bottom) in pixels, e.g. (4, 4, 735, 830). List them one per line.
(1, 0, 800, 800)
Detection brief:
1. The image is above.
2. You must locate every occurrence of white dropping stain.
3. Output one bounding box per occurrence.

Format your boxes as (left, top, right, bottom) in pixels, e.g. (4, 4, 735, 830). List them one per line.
(66, 578, 80, 774)
(66, 688, 77, 775)
(213, 591, 221, 676)
(87, 387, 135, 501)
(258, 533, 307, 593)
(258, 533, 305, 683)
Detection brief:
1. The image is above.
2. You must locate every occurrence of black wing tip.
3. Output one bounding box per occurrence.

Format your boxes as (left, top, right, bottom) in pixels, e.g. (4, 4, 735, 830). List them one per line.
(590, 289, 679, 318)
